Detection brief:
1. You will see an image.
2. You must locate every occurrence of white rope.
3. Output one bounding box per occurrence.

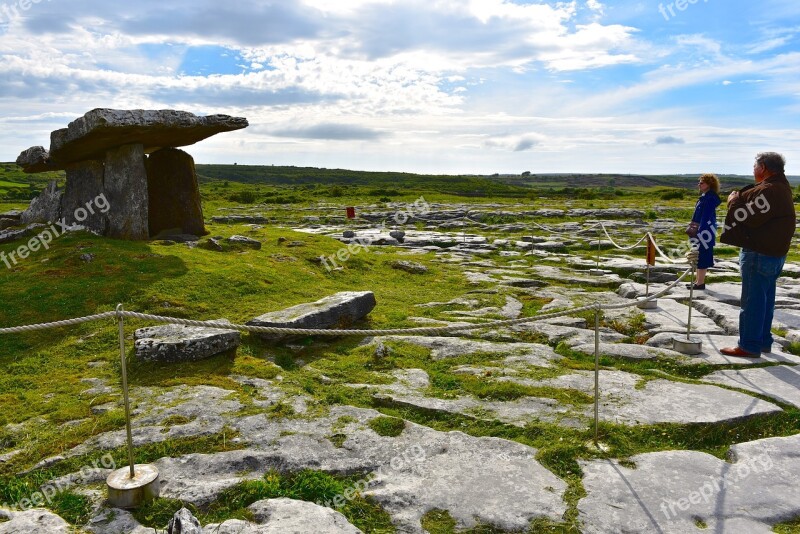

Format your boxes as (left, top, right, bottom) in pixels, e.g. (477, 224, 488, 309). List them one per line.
(530, 220, 602, 236)
(0, 311, 117, 335)
(600, 223, 649, 251)
(0, 267, 692, 337)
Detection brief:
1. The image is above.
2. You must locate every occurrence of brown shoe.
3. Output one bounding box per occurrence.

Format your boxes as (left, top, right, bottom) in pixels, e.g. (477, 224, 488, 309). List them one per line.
(720, 346, 759, 357)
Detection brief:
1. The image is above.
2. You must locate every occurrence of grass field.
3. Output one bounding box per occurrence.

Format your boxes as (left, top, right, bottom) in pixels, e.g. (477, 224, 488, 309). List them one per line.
(1, 163, 799, 532)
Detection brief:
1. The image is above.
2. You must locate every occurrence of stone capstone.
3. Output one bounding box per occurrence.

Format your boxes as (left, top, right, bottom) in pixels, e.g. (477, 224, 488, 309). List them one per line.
(49, 108, 249, 166)
(15, 145, 55, 173)
(247, 291, 377, 341)
(146, 148, 206, 237)
(134, 322, 241, 362)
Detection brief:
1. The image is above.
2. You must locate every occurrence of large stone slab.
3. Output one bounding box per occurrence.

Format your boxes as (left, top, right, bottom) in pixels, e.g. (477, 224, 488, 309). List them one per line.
(134, 323, 241, 362)
(146, 148, 206, 237)
(704, 365, 800, 408)
(692, 299, 741, 334)
(0, 509, 70, 533)
(104, 143, 149, 239)
(528, 370, 781, 425)
(247, 291, 377, 341)
(579, 433, 800, 533)
(375, 335, 562, 365)
(640, 298, 724, 335)
(570, 341, 689, 361)
(204, 499, 362, 533)
(49, 108, 248, 165)
(645, 332, 800, 365)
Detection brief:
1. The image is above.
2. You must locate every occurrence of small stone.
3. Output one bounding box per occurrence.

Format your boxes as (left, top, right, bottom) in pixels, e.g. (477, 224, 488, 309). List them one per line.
(286, 241, 305, 247)
(343, 230, 356, 238)
(199, 238, 224, 252)
(226, 235, 262, 250)
(391, 260, 428, 274)
(167, 507, 202, 534)
(80, 253, 95, 263)
(277, 236, 288, 244)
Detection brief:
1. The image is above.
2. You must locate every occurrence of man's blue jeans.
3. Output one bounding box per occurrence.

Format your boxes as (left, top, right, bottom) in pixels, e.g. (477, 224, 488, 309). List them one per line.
(738, 248, 785, 353)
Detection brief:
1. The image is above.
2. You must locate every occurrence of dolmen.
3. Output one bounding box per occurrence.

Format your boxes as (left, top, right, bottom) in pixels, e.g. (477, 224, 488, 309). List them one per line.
(16, 108, 248, 240)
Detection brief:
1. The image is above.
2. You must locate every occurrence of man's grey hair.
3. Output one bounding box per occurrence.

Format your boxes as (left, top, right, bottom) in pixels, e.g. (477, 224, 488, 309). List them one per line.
(756, 152, 786, 175)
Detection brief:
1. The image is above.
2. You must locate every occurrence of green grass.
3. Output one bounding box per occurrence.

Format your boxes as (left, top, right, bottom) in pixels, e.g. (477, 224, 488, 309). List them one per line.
(133, 469, 395, 532)
(2, 163, 800, 531)
(368, 416, 405, 437)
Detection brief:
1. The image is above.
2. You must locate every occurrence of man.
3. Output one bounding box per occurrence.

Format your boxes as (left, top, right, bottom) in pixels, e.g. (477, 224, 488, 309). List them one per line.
(719, 152, 796, 357)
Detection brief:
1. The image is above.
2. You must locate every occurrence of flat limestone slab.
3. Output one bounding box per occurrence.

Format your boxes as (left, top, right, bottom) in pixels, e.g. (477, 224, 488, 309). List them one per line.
(153, 406, 568, 532)
(48, 108, 248, 165)
(645, 332, 800, 365)
(531, 370, 781, 425)
(640, 298, 724, 335)
(204, 499, 362, 533)
(704, 365, 800, 408)
(579, 433, 800, 533)
(571, 341, 689, 361)
(0, 509, 71, 534)
(692, 299, 741, 334)
(248, 291, 376, 341)
(376, 335, 562, 365)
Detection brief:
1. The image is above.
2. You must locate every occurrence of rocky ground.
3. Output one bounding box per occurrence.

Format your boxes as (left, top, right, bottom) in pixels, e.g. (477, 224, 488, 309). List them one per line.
(3, 201, 800, 533)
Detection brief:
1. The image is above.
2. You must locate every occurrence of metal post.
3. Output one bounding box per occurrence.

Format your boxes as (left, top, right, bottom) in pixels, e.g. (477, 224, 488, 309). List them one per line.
(595, 237, 600, 272)
(645, 264, 651, 297)
(117, 304, 135, 479)
(594, 308, 600, 446)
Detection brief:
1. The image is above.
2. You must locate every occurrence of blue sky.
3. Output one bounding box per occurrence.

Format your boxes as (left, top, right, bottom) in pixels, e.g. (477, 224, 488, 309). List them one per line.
(0, 0, 799, 175)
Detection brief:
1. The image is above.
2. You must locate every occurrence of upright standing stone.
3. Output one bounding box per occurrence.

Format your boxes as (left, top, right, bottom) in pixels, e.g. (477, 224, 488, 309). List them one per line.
(61, 161, 106, 234)
(20, 181, 62, 225)
(104, 144, 149, 240)
(146, 148, 206, 237)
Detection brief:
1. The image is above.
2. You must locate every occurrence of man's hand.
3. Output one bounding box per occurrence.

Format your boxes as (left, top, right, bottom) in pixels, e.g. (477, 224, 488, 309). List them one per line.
(727, 190, 739, 208)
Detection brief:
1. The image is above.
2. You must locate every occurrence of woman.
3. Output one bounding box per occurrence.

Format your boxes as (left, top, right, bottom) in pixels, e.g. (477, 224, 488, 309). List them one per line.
(686, 173, 721, 290)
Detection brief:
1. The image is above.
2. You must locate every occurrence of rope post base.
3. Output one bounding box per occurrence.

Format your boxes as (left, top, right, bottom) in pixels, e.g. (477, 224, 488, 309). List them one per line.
(107, 464, 160, 509)
(672, 335, 703, 355)
(636, 297, 658, 310)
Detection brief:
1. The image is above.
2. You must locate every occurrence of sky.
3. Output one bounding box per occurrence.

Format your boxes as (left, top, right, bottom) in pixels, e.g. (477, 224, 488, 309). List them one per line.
(0, 0, 799, 175)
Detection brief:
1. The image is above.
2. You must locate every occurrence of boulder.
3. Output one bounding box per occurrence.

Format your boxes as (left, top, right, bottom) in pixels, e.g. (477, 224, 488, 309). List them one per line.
(20, 181, 62, 225)
(146, 148, 206, 237)
(247, 291, 377, 341)
(49, 108, 249, 166)
(134, 321, 241, 363)
(61, 161, 107, 234)
(15, 146, 54, 173)
(104, 144, 149, 239)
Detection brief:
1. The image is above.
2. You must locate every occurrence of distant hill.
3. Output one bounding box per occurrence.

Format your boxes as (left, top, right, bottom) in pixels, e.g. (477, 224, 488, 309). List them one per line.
(194, 164, 757, 191)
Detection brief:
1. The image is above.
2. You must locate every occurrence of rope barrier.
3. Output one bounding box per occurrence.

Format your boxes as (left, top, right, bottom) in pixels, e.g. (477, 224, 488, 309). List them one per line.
(599, 223, 650, 251)
(0, 267, 692, 337)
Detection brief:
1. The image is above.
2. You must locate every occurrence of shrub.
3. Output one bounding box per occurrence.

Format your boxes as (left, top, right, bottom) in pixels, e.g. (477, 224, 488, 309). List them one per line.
(660, 189, 685, 200)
